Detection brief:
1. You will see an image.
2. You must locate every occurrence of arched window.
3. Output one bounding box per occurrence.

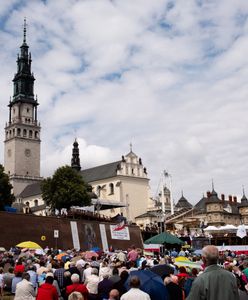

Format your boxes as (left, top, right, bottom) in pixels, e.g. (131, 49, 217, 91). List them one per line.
(25, 202, 30, 207)
(109, 183, 114, 195)
(29, 130, 33, 138)
(34, 199, 38, 207)
(23, 129, 27, 137)
(17, 128, 21, 136)
(35, 131, 39, 138)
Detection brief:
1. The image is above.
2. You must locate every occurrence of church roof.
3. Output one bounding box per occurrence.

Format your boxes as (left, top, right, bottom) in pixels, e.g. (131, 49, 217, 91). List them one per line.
(175, 195, 192, 209)
(194, 196, 207, 212)
(205, 189, 221, 203)
(81, 161, 121, 183)
(135, 211, 158, 219)
(238, 193, 248, 208)
(19, 182, 42, 198)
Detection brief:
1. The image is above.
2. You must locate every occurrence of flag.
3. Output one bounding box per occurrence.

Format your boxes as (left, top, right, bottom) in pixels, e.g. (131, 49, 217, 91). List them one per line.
(236, 224, 246, 239)
(113, 220, 125, 231)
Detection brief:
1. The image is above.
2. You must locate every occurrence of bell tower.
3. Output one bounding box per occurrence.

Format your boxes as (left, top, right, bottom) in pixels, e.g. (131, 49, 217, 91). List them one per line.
(4, 19, 42, 196)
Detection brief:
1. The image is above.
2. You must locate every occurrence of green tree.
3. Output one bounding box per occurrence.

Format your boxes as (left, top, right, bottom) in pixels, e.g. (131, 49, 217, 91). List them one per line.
(0, 164, 15, 210)
(41, 165, 92, 210)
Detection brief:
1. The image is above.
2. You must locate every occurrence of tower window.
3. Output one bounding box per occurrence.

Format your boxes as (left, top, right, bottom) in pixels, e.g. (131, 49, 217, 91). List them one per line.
(109, 183, 114, 195)
(29, 130, 33, 138)
(34, 199, 38, 207)
(23, 129, 27, 137)
(17, 128, 21, 136)
(27, 108, 30, 113)
(35, 131, 39, 138)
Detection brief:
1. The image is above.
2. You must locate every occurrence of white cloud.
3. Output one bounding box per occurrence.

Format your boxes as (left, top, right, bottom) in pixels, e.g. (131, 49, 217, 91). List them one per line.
(1, 0, 248, 205)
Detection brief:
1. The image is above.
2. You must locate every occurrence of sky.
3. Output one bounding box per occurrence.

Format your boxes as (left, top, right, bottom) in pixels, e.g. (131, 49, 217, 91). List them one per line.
(0, 0, 248, 205)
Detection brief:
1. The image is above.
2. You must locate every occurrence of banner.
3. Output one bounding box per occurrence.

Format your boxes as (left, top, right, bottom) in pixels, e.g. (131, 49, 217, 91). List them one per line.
(110, 224, 130, 240)
(99, 224, 109, 252)
(70, 221, 80, 250)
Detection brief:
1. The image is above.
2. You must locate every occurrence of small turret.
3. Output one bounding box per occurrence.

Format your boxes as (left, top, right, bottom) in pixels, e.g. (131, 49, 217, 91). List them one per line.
(71, 139, 81, 171)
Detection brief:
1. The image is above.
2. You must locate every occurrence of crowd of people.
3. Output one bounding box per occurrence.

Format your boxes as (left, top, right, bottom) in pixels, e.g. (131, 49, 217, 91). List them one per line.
(0, 244, 247, 300)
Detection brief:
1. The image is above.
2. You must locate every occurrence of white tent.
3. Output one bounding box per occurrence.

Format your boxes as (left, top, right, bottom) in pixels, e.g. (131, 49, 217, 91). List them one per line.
(204, 226, 219, 231)
(219, 225, 237, 230)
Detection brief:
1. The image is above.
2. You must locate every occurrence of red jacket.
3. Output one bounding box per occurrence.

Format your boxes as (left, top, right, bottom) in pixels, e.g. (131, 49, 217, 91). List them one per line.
(36, 283, 58, 300)
(66, 283, 89, 300)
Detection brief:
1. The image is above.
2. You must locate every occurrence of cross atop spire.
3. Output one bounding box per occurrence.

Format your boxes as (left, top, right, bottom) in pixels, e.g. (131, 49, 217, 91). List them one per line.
(23, 17, 27, 44)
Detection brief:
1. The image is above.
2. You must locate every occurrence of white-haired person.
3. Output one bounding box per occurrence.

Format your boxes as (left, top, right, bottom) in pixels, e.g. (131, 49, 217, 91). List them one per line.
(84, 268, 100, 300)
(186, 245, 239, 300)
(68, 291, 84, 300)
(66, 273, 89, 300)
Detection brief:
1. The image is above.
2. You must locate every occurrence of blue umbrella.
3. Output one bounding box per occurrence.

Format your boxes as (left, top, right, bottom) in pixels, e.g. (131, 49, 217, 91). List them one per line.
(127, 270, 169, 300)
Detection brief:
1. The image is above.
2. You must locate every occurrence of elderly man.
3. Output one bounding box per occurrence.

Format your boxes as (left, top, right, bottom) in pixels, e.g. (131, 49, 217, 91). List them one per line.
(186, 245, 239, 300)
(84, 268, 100, 300)
(66, 273, 89, 300)
(14, 272, 36, 300)
(109, 289, 120, 300)
(120, 276, 150, 300)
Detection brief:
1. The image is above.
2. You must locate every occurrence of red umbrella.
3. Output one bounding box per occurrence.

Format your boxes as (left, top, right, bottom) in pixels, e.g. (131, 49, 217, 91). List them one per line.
(84, 251, 99, 260)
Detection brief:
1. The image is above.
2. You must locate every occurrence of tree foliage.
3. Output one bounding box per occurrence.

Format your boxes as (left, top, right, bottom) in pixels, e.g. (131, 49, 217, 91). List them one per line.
(41, 165, 92, 210)
(0, 164, 15, 210)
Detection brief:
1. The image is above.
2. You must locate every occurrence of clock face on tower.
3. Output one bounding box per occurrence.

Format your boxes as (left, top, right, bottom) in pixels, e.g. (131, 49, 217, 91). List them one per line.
(25, 149, 31, 157)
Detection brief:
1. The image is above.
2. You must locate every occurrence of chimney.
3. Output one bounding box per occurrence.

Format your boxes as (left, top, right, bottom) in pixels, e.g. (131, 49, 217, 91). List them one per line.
(233, 196, 237, 204)
(207, 191, 211, 198)
(221, 194, 225, 202)
(229, 195, 232, 204)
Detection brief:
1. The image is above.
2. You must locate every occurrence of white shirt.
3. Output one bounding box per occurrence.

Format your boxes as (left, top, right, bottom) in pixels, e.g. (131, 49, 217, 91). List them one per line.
(83, 267, 92, 282)
(121, 288, 151, 300)
(85, 274, 100, 294)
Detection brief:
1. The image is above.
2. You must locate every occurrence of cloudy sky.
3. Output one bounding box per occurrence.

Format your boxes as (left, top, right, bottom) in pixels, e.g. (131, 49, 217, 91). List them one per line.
(0, 0, 248, 205)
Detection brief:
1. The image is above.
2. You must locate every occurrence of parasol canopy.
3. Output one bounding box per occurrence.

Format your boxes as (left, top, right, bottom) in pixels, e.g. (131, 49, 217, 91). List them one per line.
(144, 232, 184, 245)
(84, 251, 99, 260)
(16, 241, 42, 249)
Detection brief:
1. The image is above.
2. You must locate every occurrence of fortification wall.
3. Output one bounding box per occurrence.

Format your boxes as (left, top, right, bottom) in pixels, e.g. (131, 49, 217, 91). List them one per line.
(0, 212, 143, 250)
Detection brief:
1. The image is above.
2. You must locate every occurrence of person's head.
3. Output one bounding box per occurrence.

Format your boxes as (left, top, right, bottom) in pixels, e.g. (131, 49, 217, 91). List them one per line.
(179, 266, 187, 273)
(8, 267, 14, 274)
(45, 276, 54, 284)
(129, 276, 140, 288)
(71, 273, 80, 283)
(59, 261, 65, 268)
(91, 268, 98, 275)
(68, 291, 84, 300)
(120, 270, 129, 281)
(0, 267, 3, 274)
(202, 245, 219, 266)
(22, 272, 30, 281)
(109, 289, 119, 300)
(112, 267, 119, 275)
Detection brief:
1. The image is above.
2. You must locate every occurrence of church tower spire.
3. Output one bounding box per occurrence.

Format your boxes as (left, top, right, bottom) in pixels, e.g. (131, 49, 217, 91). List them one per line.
(71, 139, 81, 171)
(4, 19, 42, 196)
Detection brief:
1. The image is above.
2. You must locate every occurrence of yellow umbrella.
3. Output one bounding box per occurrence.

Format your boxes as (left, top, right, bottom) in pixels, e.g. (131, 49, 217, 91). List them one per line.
(175, 256, 189, 262)
(16, 241, 42, 249)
